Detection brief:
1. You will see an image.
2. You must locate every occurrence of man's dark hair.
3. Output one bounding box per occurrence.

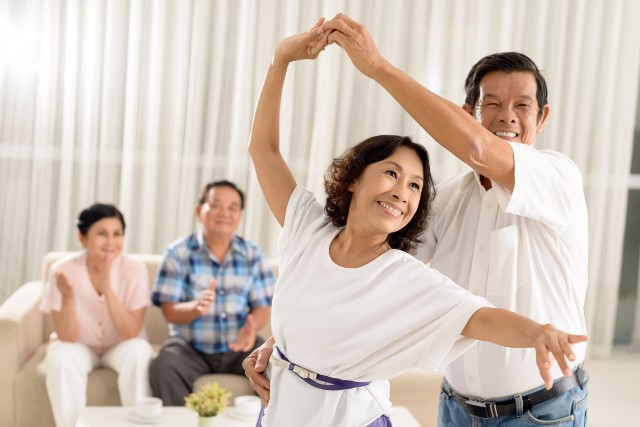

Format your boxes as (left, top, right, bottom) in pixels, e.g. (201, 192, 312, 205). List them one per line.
(464, 52, 548, 121)
(76, 203, 126, 235)
(324, 135, 436, 254)
(198, 180, 245, 210)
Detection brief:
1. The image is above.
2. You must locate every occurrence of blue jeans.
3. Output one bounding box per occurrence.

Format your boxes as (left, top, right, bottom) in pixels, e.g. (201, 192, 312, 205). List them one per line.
(438, 378, 588, 426)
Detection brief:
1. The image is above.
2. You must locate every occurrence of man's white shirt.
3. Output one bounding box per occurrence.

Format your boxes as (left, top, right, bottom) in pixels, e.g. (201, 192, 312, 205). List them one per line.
(417, 142, 589, 398)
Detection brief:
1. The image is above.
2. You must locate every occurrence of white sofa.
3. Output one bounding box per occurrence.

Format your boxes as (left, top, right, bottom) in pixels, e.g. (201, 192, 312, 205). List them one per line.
(0, 251, 443, 427)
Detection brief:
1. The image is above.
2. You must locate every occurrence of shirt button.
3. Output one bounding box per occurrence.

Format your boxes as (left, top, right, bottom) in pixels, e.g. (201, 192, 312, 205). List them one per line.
(220, 312, 227, 319)
(219, 290, 225, 296)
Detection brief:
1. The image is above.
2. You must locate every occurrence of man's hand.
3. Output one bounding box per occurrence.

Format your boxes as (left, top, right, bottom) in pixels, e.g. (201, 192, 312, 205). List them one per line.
(192, 279, 217, 318)
(533, 324, 588, 389)
(229, 314, 257, 352)
(323, 13, 386, 79)
(242, 336, 275, 406)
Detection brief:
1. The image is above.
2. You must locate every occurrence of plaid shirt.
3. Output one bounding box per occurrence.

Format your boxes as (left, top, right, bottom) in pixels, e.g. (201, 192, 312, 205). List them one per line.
(152, 232, 275, 354)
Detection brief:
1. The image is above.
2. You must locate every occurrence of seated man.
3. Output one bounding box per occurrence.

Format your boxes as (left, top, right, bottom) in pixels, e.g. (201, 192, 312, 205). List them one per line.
(150, 180, 276, 405)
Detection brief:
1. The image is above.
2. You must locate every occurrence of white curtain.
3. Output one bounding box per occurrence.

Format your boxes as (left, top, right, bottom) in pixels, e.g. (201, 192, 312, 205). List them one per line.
(1, 0, 639, 357)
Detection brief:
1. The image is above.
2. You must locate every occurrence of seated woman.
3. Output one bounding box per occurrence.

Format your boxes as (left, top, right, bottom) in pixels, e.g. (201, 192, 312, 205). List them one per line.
(40, 203, 154, 427)
(244, 19, 587, 427)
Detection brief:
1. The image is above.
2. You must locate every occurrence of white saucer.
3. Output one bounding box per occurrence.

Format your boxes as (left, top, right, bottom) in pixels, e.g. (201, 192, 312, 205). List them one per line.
(226, 407, 260, 421)
(126, 410, 169, 424)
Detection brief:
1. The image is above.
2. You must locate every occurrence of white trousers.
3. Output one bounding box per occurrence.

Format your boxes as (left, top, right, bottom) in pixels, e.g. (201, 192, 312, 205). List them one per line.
(44, 338, 154, 427)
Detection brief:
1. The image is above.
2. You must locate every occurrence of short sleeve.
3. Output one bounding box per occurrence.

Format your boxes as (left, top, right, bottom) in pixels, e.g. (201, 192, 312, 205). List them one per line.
(40, 261, 63, 314)
(247, 247, 276, 309)
(493, 143, 585, 231)
(151, 247, 186, 306)
(277, 185, 325, 269)
(417, 293, 491, 371)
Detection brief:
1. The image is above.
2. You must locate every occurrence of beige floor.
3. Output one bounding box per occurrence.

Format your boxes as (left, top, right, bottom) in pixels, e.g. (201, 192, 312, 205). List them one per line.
(586, 346, 640, 427)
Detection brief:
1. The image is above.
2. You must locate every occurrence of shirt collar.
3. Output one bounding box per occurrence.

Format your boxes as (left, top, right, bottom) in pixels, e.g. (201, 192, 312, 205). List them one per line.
(195, 230, 244, 262)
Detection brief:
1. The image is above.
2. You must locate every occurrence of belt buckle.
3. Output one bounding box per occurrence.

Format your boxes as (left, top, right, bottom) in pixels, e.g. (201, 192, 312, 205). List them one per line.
(292, 365, 318, 381)
(465, 399, 499, 419)
(270, 355, 319, 382)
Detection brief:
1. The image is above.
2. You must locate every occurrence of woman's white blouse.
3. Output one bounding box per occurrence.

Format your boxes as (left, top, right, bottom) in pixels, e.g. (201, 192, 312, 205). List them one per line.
(261, 185, 491, 427)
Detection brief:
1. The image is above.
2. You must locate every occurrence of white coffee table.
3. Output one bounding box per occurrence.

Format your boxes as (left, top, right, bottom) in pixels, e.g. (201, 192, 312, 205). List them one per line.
(76, 405, 421, 426)
(75, 406, 254, 427)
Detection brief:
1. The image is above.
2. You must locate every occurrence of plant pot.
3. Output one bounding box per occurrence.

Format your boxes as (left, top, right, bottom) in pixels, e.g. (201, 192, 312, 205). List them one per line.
(198, 415, 220, 427)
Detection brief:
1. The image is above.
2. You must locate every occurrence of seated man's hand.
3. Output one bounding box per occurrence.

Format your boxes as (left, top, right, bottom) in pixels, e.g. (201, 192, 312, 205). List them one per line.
(229, 314, 257, 352)
(243, 336, 275, 406)
(193, 279, 217, 318)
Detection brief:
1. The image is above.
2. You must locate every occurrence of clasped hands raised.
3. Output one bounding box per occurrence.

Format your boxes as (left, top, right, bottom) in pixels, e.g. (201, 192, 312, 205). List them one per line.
(274, 14, 384, 79)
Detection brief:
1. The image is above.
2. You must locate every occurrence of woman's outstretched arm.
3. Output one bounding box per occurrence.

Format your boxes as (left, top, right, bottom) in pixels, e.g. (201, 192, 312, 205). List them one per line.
(249, 18, 330, 226)
(462, 307, 588, 390)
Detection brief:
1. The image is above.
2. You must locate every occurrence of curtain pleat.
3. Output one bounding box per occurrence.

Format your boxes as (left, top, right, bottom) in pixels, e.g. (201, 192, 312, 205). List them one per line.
(1, 0, 639, 357)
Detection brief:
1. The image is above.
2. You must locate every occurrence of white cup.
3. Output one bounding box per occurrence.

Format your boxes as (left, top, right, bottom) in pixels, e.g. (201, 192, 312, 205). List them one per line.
(134, 397, 163, 419)
(234, 395, 262, 417)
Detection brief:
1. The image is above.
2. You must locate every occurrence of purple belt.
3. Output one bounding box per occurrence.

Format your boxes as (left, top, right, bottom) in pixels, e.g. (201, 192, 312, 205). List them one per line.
(257, 348, 391, 427)
(272, 347, 371, 391)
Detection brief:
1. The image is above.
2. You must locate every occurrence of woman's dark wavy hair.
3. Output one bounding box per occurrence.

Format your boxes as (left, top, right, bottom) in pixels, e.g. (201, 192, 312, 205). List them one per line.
(76, 203, 126, 235)
(324, 135, 435, 254)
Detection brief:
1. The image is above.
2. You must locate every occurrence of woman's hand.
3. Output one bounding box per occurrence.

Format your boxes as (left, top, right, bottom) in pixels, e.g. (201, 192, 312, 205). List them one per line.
(52, 270, 78, 341)
(89, 256, 115, 295)
(533, 324, 588, 389)
(243, 336, 275, 406)
(274, 17, 331, 65)
(462, 307, 588, 390)
(55, 271, 74, 299)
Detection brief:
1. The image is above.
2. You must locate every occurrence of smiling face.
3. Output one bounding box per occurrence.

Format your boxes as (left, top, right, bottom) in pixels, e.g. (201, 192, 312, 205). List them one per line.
(468, 71, 550, 145)
(196, 185, 243, 239)
(348, 145, 424, 237)
(79, 217, 124, 260)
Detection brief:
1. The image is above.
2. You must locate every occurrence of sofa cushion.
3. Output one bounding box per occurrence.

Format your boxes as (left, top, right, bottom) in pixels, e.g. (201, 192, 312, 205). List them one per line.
(0, 280, 45, 427)
(390, 368, 442, 427)
(14, 344, 53, 427)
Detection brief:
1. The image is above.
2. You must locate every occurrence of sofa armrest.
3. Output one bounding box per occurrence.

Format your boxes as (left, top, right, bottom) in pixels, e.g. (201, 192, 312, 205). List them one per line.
(0, 280, 46, 427)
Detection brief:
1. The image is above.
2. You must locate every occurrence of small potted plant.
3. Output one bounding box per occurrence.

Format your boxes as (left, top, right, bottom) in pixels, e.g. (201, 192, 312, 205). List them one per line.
(185, 381, 232, 427)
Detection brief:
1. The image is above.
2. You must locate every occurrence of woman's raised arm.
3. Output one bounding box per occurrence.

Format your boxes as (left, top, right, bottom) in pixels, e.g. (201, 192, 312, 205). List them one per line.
(248, 18, 330, 226)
